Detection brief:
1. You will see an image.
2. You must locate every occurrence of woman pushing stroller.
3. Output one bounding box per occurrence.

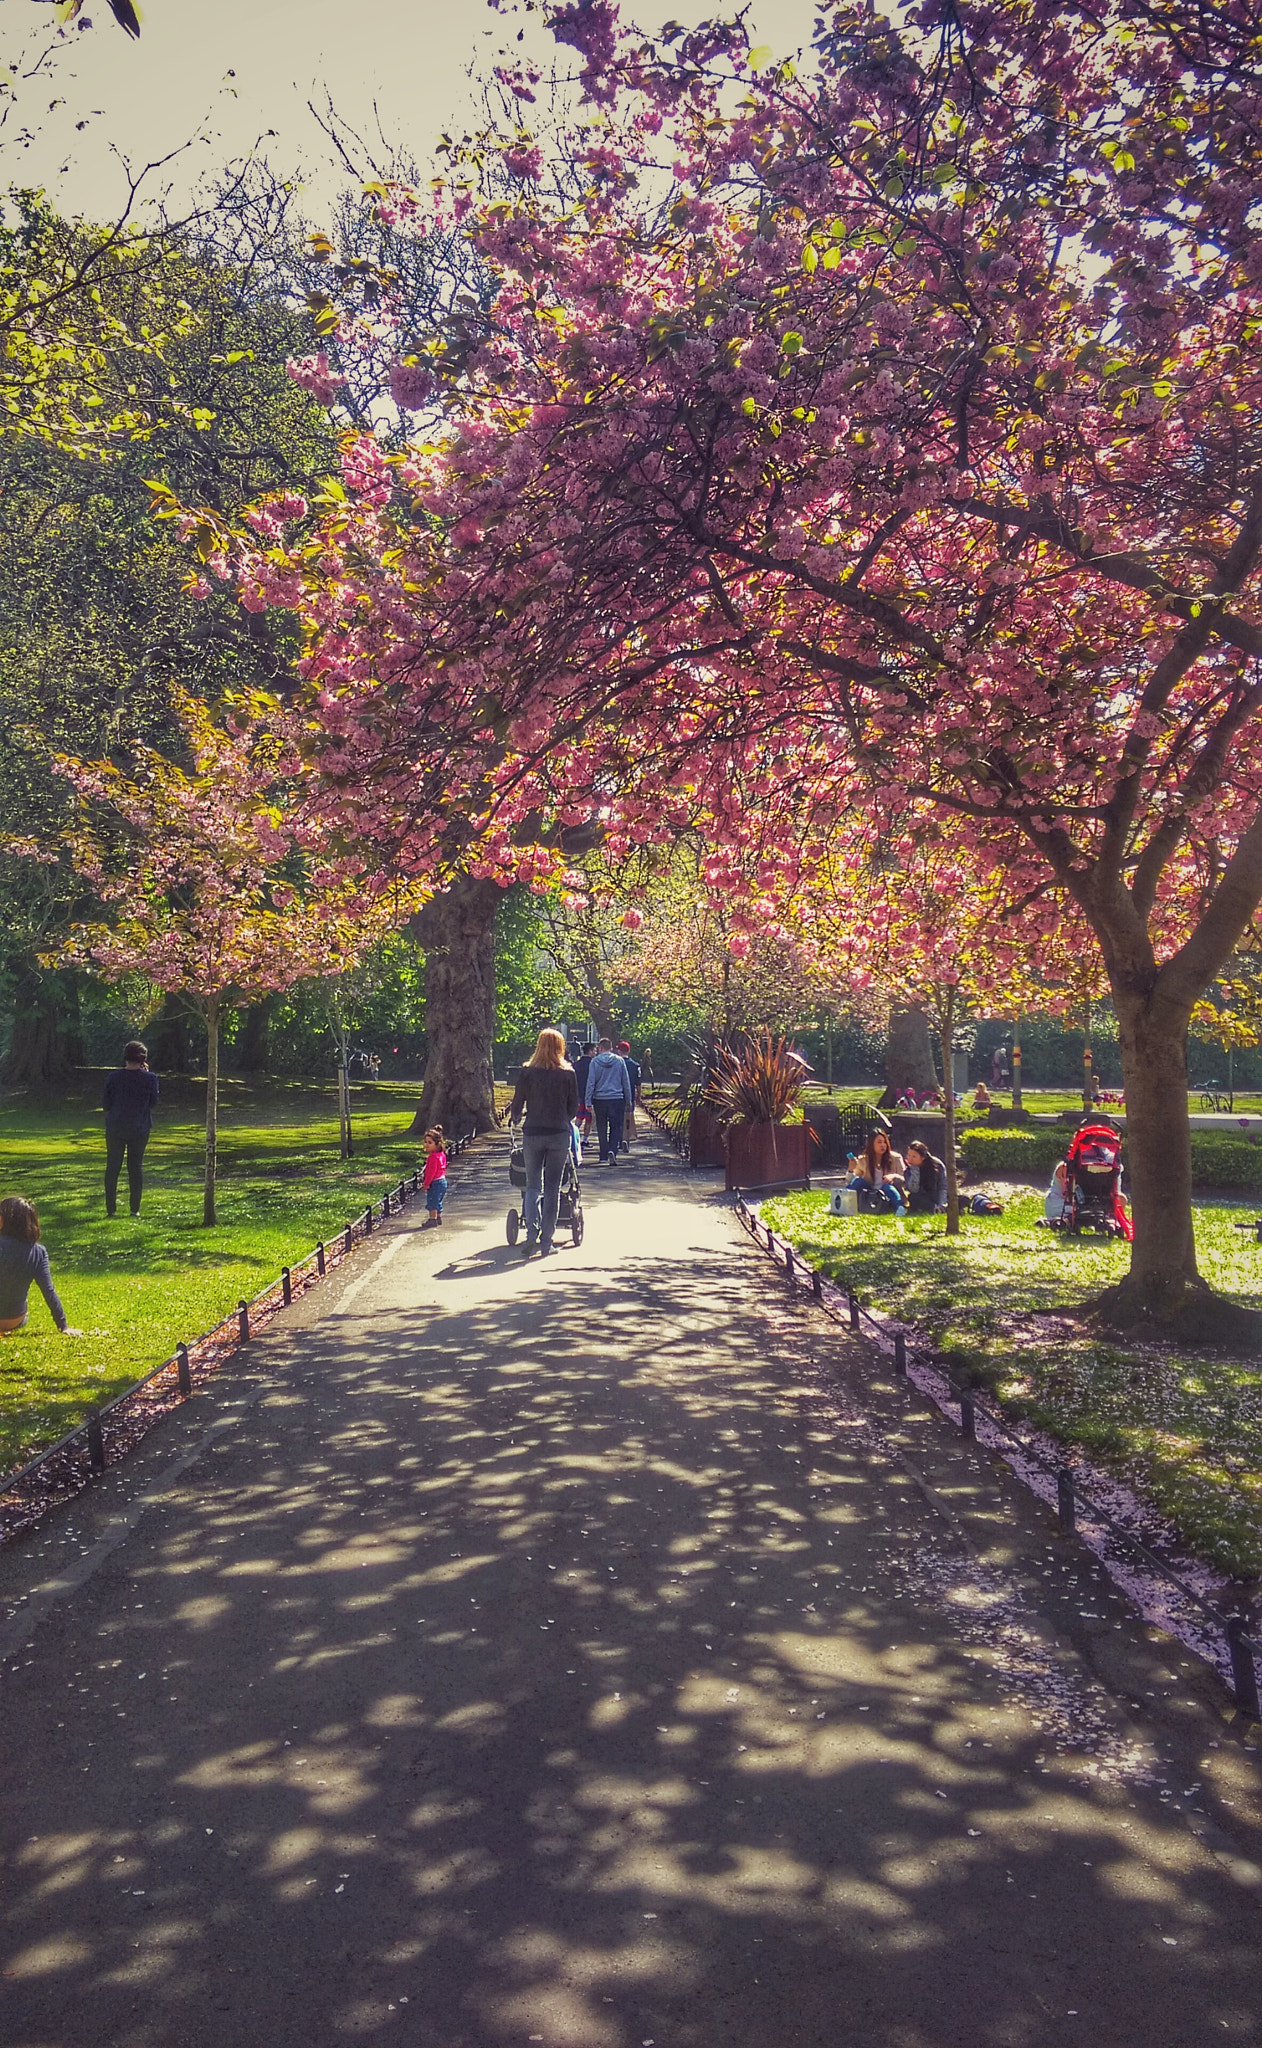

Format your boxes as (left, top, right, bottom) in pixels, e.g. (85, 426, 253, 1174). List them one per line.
(510, 1031, 580, 1256)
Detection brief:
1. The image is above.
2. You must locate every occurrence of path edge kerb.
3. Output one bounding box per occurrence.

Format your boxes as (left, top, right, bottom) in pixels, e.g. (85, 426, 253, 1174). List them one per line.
(0, 1136, 484, 1545)
(733, 1188, 1262, 1727)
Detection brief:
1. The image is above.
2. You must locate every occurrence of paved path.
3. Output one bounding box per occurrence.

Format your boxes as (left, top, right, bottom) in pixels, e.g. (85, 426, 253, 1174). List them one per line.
(1, 1134, 1260, 2048)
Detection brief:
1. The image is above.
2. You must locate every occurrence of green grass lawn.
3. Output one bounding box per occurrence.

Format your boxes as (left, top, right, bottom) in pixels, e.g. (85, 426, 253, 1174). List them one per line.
(0, 1078, 427, 1475)
(762, 1188, 1262, 1580)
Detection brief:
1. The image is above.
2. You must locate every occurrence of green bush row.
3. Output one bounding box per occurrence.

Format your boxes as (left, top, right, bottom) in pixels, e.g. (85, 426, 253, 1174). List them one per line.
(961, 1125, 1262, 1191)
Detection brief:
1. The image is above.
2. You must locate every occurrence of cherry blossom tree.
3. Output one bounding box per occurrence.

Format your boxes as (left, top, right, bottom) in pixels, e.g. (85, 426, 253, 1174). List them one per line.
(181, 0, 1262, 1337)
(31, 698, 407, 1223)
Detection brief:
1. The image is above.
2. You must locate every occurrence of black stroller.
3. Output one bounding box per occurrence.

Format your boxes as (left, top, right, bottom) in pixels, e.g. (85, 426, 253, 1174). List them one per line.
(506, 1126, 585, 1248)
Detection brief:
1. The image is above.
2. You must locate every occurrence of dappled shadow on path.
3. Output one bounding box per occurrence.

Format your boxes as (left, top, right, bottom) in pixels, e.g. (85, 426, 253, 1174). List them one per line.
(0, 1219, 1258, 2048)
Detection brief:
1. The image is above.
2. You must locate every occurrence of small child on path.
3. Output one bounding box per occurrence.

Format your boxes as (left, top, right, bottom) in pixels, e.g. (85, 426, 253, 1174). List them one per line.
(0, 1197, 83, 1336)
(422, 1129, 448, 1227)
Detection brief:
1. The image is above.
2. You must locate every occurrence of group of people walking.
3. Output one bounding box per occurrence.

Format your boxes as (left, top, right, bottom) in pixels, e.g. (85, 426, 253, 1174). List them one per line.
(508, 1030, 649, 1255)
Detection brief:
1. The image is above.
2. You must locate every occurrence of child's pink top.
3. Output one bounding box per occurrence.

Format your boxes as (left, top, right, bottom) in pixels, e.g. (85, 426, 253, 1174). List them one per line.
(423, 1149, 448, 1186)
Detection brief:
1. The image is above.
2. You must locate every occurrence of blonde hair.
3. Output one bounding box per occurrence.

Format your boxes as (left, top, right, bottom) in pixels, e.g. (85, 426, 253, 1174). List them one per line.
(527, 1029, 570, 1070)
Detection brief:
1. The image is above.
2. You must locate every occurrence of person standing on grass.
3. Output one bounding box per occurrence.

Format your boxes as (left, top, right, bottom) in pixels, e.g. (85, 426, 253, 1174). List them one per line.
(102, 1040, 160, 1220)
(584, 1037, 633, 1165)
(510, 1029, 579, 1255)
(422, 1128, 448, 1227)
(0, 1198, 82, 1337)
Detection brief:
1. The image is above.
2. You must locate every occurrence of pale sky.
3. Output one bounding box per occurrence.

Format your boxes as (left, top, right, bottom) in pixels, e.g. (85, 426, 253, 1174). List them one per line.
(1, 0, 819, 226)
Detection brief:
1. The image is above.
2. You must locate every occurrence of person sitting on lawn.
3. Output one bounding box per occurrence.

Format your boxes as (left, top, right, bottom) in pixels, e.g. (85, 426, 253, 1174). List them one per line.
(1043, 1158, 1070, 1223)
(848, 1129, 907, 1214)
(973, 1081, 992, 1109)
(904, 1139, 947, 1213)
(0, 1197, 82, 1336)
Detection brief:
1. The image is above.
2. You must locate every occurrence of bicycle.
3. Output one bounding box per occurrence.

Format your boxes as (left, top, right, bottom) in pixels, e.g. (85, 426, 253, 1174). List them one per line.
(1198, 1082, 1233, 1113)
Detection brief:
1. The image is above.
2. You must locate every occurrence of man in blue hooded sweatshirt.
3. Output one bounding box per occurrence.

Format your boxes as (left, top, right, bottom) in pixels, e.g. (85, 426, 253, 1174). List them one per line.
(582, 1037, 633, 1164)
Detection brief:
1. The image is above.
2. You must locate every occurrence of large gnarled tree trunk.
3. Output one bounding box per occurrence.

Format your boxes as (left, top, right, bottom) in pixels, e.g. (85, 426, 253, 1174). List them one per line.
(879, 1006, 938, 1108)
(410, 877, 500, 1137)
(1086, 825, 1262, 1346)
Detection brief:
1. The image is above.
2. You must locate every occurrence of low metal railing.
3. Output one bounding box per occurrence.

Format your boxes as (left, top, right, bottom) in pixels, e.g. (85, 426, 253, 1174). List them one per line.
(733, 1191, 1262, 1722)
(0, 1134, 480, 1540)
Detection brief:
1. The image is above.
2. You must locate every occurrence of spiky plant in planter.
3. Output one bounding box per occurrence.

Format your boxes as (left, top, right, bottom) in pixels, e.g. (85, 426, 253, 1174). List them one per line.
(706, 1034, 810, 1125)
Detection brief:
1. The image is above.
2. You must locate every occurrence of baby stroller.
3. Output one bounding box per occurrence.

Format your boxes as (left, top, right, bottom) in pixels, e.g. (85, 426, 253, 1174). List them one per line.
(1054, 1122, 1132, 1239)
(506, 1125, 585, 1248)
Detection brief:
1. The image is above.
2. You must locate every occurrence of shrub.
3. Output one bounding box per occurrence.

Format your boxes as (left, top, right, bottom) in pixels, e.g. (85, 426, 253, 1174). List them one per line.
(961, 1124, 1262, 1191)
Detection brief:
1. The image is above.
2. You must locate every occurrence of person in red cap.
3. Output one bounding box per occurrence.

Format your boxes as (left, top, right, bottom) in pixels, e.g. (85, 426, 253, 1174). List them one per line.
(617, 1041, 641, 1152)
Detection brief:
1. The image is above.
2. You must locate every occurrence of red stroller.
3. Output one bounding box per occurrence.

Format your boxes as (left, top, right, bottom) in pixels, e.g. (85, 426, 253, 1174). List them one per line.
(1055, 1122, 1132, 1240)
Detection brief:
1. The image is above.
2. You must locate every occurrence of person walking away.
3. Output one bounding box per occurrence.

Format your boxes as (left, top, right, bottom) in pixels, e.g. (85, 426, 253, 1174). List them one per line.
(510, 1030, 580, 1255)
(102, 1040, 160, 1219)
(573, 1043, 596, 1143)
(639, 1047, 654, 1094)
(0, 1198, 82, 1337)
(422, 1128, 448, 1226)
(584, 1038, 633, 1164)
(617, 1041, 641, 1151)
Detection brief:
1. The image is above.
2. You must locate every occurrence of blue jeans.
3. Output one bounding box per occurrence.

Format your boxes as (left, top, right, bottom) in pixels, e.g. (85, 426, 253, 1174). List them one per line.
(848, 1175, 904, 1215)
(523, 1132, 569, 1246)
(426, 1175, 447, 1214)
(593, 1101, 625, 1160)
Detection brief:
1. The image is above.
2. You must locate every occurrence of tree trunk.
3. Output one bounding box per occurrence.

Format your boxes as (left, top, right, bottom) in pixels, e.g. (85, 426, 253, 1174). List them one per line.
(879, 1006, 938, 1107)
(410, 877, 500, 1137)
(234, 995, 277, 1074)
(1100, 984, 1261, 1345)
(938, 991, 961, 1236)
(0, 963, 80, 1086)
(146, 992, 192, 1076)
(204, 996, 220, 1228)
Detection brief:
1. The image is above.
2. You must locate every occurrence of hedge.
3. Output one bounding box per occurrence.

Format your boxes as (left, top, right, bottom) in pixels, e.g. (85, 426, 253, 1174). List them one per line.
(961, 1125, 1262, 1192)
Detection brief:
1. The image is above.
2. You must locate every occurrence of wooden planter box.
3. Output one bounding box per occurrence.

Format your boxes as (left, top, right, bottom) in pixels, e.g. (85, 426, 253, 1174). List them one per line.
(688, 1108, 729, 1169)
(725, 1120, 812, 1193)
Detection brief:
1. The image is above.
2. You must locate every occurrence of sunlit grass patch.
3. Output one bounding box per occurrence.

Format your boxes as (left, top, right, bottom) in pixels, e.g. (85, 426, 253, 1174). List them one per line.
(763, 1188, 1262, 1578)
(0, 1081, 425, 1474)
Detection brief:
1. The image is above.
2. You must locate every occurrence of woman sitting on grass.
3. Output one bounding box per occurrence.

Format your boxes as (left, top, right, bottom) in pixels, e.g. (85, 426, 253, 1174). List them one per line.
(848, 1130, 907, 1214)
(0, 1198, 82, 1337)
(904, 1140, 947, 1213)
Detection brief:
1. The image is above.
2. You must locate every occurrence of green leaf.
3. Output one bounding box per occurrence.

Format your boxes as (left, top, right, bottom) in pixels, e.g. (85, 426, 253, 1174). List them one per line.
(780, 331, 804, 356)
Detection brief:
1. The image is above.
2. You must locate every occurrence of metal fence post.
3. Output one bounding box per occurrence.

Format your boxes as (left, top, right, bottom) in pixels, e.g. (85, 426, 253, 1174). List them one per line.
(282, 1267, 292, 1307)
(87, 1409, 105, 1474)
(365, 1205, 374, 1235)
(238, 1299, 250, 1343)
(316, 1241, 326, 1277)
(1057, 1467, 1075, 1535)
(784, 1242, 795, 1276)
(413, 1167, 421, 1193)
(176, 1343, 191, 1398)
(811, 1268, 822, 1301)
(344, 1221, 353, 1255)
(1227, 1616, 1261, 1720)
(894, 1331, 907, 1375)
(960, 1388, 976, 1439)
(848, 1291, 860, 1330)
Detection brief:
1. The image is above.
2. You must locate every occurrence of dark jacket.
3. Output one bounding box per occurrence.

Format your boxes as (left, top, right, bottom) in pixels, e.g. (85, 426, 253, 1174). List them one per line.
(102, 1065, 160, 1132)
(510, 1064, 580, 1134)
(0, 1235, 67, 1330)
(906, 1152, 946, 1209)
